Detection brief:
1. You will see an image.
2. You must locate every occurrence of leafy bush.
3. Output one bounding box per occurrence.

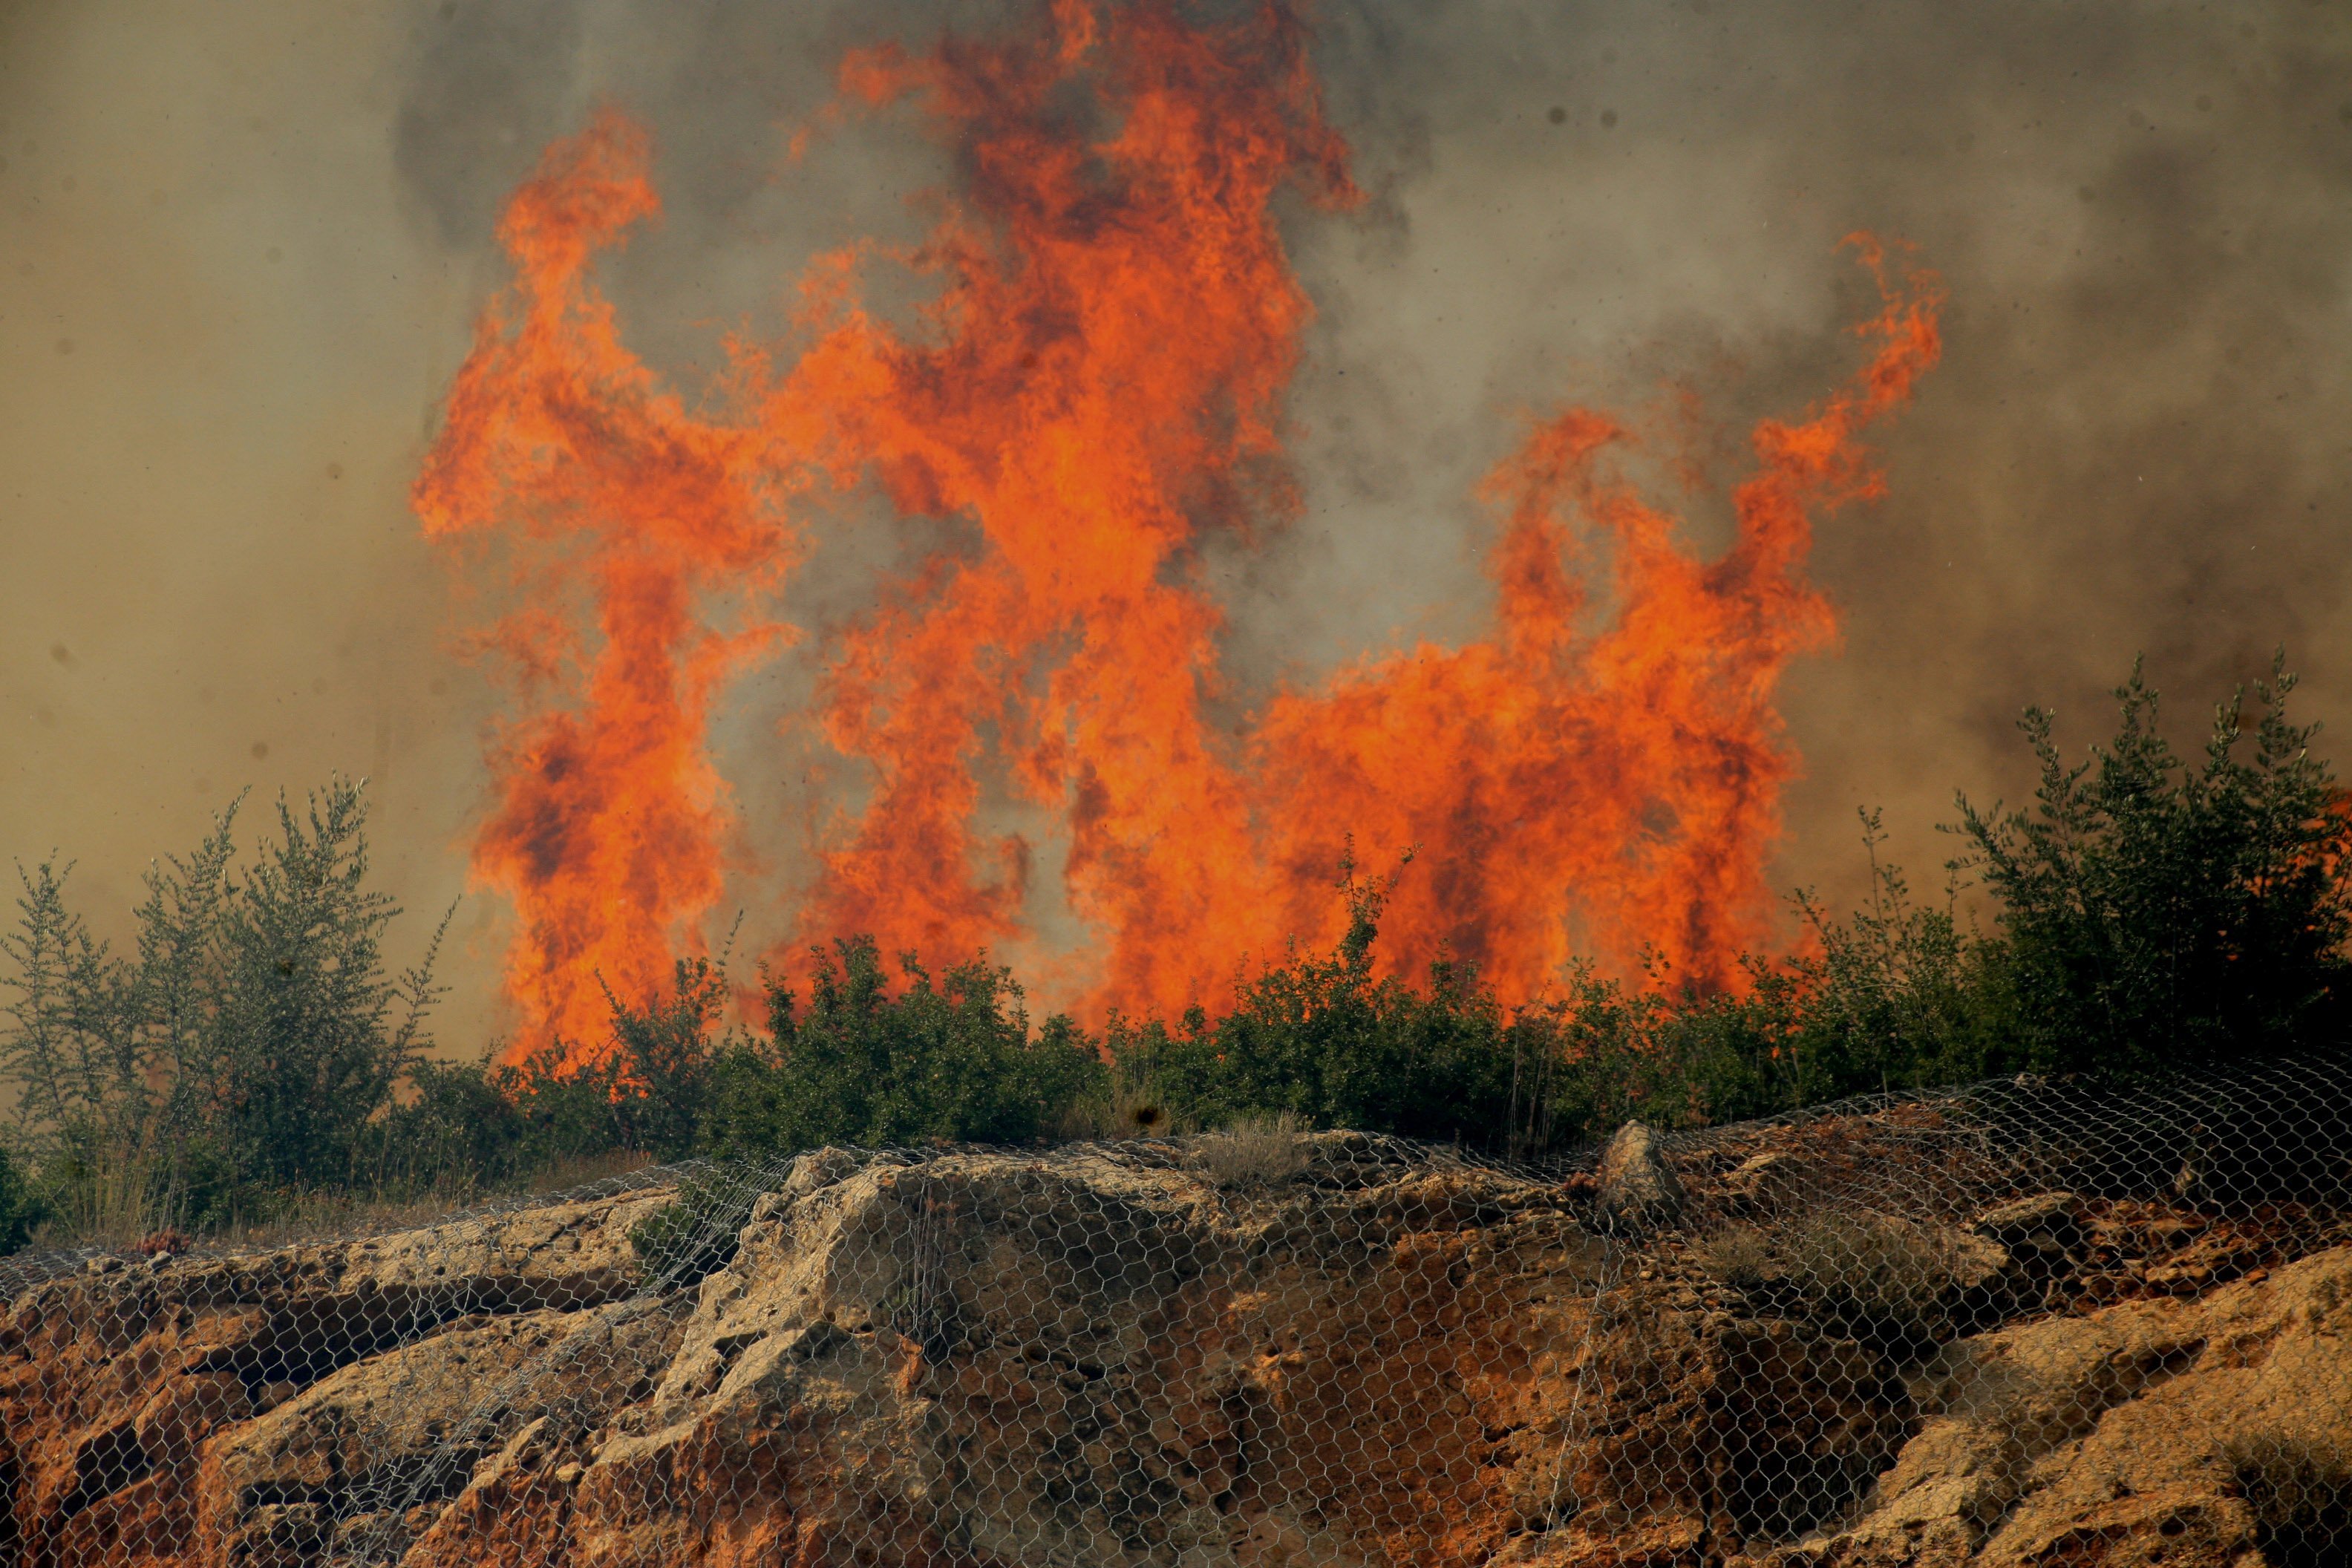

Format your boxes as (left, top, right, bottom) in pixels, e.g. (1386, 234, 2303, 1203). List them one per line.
(1532, 656, 2352, 1140)
(1785, 812, 2000, 1094)
(1953, 655, 2352, 1078)
(367, 1055, 527, 1198)
(1, 780, 447, 1238)
(699, 938, 1104, 1155)
(0, 1144, 50, 1255)
(627, 1169, 759, 1286)
(485, 958, 736, 1168)
(1114, 857, 1535, 1146)
(388, 940, 1103, 1180)
(201, 785, 446, 1188)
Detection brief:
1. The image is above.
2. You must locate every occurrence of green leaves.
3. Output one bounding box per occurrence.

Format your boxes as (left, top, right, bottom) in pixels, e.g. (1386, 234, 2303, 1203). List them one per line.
(700, 938, 1105, 1155)
(1107, 851, 1531, 1148)
(0, 1143, 50, 1252)
(205, 781, 442, 1189)
(1953, 653, 2351, 1077)
(0, 779, 448, 1243)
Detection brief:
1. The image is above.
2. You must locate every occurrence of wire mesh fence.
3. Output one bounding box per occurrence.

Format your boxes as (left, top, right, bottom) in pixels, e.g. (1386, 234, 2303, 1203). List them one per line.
(7, 1051, 2352, 1567)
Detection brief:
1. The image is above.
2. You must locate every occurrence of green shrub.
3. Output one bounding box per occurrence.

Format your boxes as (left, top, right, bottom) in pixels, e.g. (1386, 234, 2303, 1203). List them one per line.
(369, 1055, 526, 1198)
(1954, 655, 2352, 1078)
(1, 780, 448, 1235)
(0, 1143, 50, 1255)
(202, 784, 445, 1188)
(461, 957, 741, 1172)
(1535, 649, 2352, 1139)
(627, 1169, 759, 1285)
(604, 958, 729, 1160)
(1784, 812, 2002, 1094)
(1542, 960, 1791, 1137)
(1057, 1030, 1193, 1140)
(492, 1046, 637, 1167)
(1115, 855, 1532, 1146)
(698, 938, 1103, 1155)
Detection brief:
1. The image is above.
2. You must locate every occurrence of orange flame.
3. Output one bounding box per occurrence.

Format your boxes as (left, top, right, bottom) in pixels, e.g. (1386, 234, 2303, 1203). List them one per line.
(1241, 241, 1943, 1005)
(414, 114, 787, 1060)
(422, 1, 1941, 1065)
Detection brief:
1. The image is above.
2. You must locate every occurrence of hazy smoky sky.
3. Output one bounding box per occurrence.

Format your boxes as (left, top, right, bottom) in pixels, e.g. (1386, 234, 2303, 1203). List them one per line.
(4, 0, 2350, 1050)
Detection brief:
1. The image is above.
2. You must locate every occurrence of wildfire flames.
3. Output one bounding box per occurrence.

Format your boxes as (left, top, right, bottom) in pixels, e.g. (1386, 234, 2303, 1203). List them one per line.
(417, 0, 1942, 1066)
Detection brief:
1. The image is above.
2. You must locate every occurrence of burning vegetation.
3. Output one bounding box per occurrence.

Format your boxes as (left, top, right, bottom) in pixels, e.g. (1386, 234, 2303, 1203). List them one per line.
(2, 656, 2348, 1246)
(2, 1, 2347, 1248)
(417, 0, 1937, 1070)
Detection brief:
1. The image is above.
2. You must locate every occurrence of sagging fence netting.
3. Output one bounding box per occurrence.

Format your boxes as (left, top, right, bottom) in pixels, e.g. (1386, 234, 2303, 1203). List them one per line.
(8, 1052, 2352, 1568)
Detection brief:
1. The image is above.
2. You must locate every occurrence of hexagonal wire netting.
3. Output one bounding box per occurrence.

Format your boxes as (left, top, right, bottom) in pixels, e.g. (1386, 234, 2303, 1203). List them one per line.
(7, 1049, 2352, 1567)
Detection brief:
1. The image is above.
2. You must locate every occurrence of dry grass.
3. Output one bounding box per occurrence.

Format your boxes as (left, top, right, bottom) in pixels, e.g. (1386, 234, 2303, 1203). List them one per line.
(31, 1154, 166, 1251)
(223, 1148, 664, 1250)
(1058, 1081, 1195, 1141)
(27, 1143, 664, 1259)
(207, 1192, 460, 1254)
(523, 1146, 658, 1195)
(1192, 1111, 1307, 1190)
(33, 1181, 456, 1258)
(1698, 1209, 1988, 1345)
(1695, 1223, 1775, 1290)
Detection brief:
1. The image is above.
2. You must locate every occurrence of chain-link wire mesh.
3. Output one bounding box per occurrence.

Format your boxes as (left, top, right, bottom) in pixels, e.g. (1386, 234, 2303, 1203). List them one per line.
(7, 1051, 2352, 1568)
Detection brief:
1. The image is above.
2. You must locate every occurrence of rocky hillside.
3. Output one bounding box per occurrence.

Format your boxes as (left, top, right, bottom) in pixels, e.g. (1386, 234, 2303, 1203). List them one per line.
(5, 1111, 2351, 1568)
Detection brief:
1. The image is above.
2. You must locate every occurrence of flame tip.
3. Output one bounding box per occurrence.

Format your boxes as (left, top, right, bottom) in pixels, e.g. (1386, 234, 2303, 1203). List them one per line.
(432, 3, 1941, 1065)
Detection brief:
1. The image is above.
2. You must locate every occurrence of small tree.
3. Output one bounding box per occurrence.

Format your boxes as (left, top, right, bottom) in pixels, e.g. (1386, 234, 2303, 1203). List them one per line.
(1, 858, 143, 1169)
(1, 779, 446, 1234)
(1953, 654, 2352, 1077)
(185, 782, 445, 1190)
(0, 1144, 48, 1254)
(1784, 810, 1993, 1096)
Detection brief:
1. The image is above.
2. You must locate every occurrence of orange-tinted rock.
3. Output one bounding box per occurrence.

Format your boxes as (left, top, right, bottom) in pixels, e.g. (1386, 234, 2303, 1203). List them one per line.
(135, 1376, 251, 1471)
(6, 1138, 2351, 1568)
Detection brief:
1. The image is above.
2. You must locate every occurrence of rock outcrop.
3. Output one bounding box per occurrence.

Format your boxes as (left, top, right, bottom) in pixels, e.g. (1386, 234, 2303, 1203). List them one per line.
(1594, 1123, 1686, 1235)
(4, 1124, 2349, 1568)
(0, 1185, 675, 1568)
(1788, 1242, 2352, 1567)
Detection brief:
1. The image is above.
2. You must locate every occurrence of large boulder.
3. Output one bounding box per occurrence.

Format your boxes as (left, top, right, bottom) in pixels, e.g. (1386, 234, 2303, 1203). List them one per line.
(0, 1144, 1608, 1568)
(192, 1296, 687, 1567)
(1788, 1244, 2352, 1567)
(1, 1184, 676, 1390)
(394, 1146, 1604, 1568)
(0, 1183, 679, 1568)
